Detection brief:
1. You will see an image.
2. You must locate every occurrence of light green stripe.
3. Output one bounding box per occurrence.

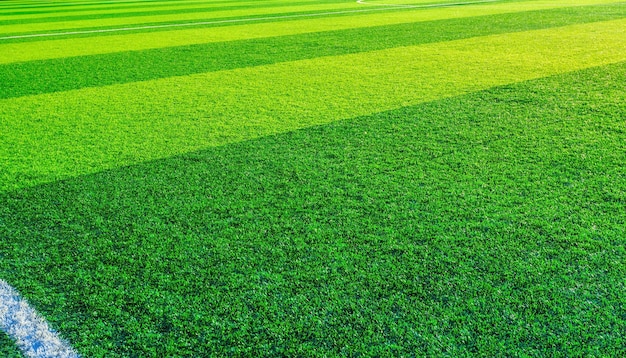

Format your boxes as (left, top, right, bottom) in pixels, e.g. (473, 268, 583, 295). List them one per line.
(0, 1, 363, 35)
(1, 0, 620, 64)
(1, 19, 625, 192)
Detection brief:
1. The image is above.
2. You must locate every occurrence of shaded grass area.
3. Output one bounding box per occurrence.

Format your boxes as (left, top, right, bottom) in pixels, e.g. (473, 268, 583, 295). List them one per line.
(1, 63, 625, 356)
(2, 3, 625, 99)
(0, 333, 24, 358)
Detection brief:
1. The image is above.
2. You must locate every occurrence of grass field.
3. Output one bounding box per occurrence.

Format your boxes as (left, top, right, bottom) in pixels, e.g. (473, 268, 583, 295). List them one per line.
(1, 0, 625, 356)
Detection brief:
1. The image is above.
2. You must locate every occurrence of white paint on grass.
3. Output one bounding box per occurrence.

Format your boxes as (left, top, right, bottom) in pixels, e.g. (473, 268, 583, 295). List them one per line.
(0, 1, 500, 354)
(0, 0, 502, 40)
(0, 280, 79, 358)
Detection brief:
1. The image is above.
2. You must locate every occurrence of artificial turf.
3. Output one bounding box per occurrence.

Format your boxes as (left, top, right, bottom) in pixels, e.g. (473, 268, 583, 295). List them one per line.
(2, 19, 626, 193)
(1, 0, 616, 57)
(1, 0, 625, 355)
(1, 62, 625, 356)
(0, 0, 340, 25)
(0, 1, 366, 36)
(0, 332, 24, 358)
(3, 3, 626, 99)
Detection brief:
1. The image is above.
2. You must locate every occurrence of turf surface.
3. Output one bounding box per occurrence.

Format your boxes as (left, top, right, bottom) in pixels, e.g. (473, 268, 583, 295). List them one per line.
(0, 1, 363, 35)
(2, 19, 626, 192)
(1, 0, 625, 356)
(3, 3, 626, 99)
(0, 1, 617, 56)
(0, 332, 23, 358)
(2, 62, 625, 356)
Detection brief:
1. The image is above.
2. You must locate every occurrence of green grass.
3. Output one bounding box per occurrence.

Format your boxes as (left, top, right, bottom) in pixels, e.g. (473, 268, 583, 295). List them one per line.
(0, 333, 24, 358)
(2, 18, 626, 192)
(0, 0, 345, 15)
(0, 0, 343, 26)
(3, 3, 626, 99)
(0, 0, 340, 16)
(1, 62, 625, 356)
(1, 0, 626, 355)
(0, 1, 363, 35)
(0, 0, 616, 60)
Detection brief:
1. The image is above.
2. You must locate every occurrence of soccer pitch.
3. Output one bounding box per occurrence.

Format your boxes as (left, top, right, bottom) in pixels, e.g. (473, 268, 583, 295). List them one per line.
(1, 0, 625, 355)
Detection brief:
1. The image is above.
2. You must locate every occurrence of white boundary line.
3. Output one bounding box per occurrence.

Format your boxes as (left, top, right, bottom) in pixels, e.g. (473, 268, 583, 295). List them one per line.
(0, 0, 502, 40)
(0, 280, 79, 358)
(0, 1, 497, 355)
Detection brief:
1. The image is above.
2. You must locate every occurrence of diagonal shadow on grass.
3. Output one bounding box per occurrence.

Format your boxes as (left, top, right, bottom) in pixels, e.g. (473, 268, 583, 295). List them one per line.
(0, 63, 625, 356)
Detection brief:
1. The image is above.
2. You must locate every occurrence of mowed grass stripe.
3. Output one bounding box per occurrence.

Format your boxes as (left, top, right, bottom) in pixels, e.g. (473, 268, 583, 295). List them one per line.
(1, 62, 624, 356)
(1, 0, 620, 62)
(2, 0, 619, 38)
(0, 0, 341, 23)
(1, 19, 625, 192)
(2, 4, 625, 99)
(0, 1, 367, 35)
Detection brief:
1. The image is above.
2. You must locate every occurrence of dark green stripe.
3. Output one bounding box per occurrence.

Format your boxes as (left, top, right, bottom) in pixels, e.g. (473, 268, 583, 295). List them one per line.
(2, 61, 625, 356)
(2, 4, 625, 99)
